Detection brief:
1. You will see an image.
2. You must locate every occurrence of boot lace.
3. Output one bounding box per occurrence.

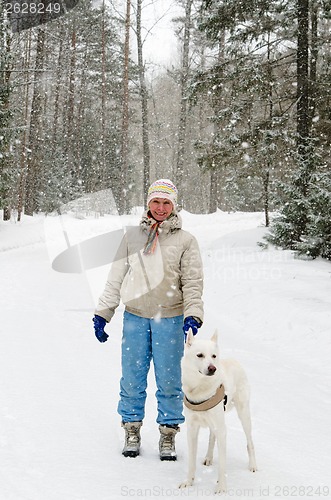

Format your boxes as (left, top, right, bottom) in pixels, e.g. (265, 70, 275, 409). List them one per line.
(125, 425, 140, 447)
(160, 432, 175, 451)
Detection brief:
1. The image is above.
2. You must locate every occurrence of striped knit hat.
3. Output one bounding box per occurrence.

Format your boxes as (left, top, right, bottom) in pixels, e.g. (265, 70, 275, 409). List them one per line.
(146, 179, 178, 208)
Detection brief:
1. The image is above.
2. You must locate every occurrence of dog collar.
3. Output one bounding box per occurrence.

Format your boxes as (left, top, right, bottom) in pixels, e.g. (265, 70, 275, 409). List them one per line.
(183, 385, 227, 412)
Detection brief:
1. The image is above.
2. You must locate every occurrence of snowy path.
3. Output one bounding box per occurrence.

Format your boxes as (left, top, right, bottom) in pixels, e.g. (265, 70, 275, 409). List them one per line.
(1, 212, 331, 499)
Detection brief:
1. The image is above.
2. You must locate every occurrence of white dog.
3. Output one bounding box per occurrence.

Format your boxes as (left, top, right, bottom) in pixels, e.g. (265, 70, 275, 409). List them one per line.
(179, 330, 257, 494)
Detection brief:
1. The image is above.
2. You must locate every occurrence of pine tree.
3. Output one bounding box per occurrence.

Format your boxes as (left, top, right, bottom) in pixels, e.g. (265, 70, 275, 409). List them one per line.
(194, 0, 298, 213)
(265, 0, 331, 258)
(267, 144, 331, 259)
(296, 169, 331, 259)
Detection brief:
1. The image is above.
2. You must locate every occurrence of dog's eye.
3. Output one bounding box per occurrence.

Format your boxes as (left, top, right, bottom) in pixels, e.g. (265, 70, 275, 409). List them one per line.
(212, 354, 217, 359)
(197, 353, 204, 358)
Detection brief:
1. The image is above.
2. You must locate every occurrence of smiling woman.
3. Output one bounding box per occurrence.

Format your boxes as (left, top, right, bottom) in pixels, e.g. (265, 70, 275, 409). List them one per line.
(93, 177, 204, 461)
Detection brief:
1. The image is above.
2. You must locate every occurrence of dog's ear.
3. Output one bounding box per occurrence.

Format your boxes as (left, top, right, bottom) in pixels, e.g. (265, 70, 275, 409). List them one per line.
(211, 329, 218, 344)
(186, 328, 194, 347)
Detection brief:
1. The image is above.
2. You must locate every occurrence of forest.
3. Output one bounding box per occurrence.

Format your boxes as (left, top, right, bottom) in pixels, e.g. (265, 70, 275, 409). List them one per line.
(0, 0, 330, 258)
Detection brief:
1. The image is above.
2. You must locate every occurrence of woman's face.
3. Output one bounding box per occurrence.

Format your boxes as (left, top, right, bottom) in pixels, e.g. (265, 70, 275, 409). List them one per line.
(149, 198, 173, 222)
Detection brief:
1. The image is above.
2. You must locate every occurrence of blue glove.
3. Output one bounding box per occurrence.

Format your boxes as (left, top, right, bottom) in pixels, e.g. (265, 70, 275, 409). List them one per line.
(183, 316, 201, 339)
(93, 315, 109, 343)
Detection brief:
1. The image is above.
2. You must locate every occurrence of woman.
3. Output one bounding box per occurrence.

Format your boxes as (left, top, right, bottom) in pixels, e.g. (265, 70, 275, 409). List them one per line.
(93, 179, 204, 460)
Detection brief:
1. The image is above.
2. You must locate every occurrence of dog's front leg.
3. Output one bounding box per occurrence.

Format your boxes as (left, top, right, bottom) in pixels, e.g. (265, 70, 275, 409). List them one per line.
(215, 425, 227, 494)
(179, 420, 199, 489)
(203, 429, 215, 466)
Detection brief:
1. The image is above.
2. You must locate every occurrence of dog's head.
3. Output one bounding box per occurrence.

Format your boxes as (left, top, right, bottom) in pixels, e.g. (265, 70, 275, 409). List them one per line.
(184, 329, 220, 377)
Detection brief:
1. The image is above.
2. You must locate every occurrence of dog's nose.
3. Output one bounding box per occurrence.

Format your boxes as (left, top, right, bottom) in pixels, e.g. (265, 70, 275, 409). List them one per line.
(207, 364, 217, 375)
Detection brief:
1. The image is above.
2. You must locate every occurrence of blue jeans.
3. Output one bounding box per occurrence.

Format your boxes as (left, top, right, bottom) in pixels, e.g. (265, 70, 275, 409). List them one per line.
(118, 311, 185, 425)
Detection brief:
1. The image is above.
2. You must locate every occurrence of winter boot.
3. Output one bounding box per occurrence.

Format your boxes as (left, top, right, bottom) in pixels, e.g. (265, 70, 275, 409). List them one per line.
(122, 421, 142, 458)
(159, 425, 179, 461)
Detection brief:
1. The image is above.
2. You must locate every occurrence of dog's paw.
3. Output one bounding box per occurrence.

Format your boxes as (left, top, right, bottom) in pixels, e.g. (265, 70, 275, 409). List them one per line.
(214, 485, 227, 495)
(179, 479, 194, 489)
(215, 480, 227, 495)
(249, 457, 258, 472)
(203, 457, 213, 466)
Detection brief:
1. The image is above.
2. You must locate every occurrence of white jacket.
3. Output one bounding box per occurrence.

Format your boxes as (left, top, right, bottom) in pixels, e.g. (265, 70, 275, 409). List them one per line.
(95, 212, 204, 322)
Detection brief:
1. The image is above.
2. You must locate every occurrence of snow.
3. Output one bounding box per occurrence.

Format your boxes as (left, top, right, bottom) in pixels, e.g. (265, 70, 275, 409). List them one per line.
(1, 209, 331, 499)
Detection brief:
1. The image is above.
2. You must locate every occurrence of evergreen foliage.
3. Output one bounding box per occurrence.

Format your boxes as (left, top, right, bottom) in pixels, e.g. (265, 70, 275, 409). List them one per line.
(193, 0, 330, 257)
(266, 149, 331, 260)
(0, 0, 330, 260)
(6, 0, 132, 216)
(300, 171, 331, 260)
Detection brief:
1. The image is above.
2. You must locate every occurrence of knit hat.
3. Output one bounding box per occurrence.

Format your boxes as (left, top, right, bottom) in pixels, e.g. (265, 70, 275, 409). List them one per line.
(146, 179, 178, 208)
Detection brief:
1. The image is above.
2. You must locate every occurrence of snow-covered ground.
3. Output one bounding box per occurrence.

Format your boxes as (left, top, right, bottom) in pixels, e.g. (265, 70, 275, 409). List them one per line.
(1, 209, 331, 499)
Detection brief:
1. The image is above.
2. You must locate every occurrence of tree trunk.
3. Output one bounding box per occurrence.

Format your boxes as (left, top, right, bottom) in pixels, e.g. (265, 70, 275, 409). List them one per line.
(263, 170, 270, 227)
(209, 168, 218, 213)
(66, 25, 77, 176)
(77, 44, 89, 188)
(295, 0, 311, 234)
(17, 31, 32, 222)
(297, 0, 309, 161)
(52, 26, 65, 151)
(175, 0, 193, 190)
(308, 0, 318, 130)
(136, 0, 151, 203)
(101, 0, 106, 190)
(0, 12, 12, 221)
(264, 31, 273, 228)
(25, 28, 46, 216)
(119, 0, 131, 215)
(209, 31, 225, 213)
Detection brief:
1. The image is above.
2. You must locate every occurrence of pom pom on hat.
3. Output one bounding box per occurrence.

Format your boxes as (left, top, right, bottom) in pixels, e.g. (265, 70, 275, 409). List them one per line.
(146, 179, 178, 207)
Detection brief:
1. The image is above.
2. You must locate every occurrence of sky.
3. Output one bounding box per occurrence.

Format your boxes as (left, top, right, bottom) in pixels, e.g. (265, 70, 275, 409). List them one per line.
(140, 0, 182, 67)
(125, 0, 183, 74)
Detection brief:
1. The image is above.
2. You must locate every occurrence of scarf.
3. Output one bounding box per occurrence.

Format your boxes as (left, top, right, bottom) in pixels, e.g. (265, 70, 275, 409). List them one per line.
(141, 211, 181, 255)
(143, 221, 160, 255)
